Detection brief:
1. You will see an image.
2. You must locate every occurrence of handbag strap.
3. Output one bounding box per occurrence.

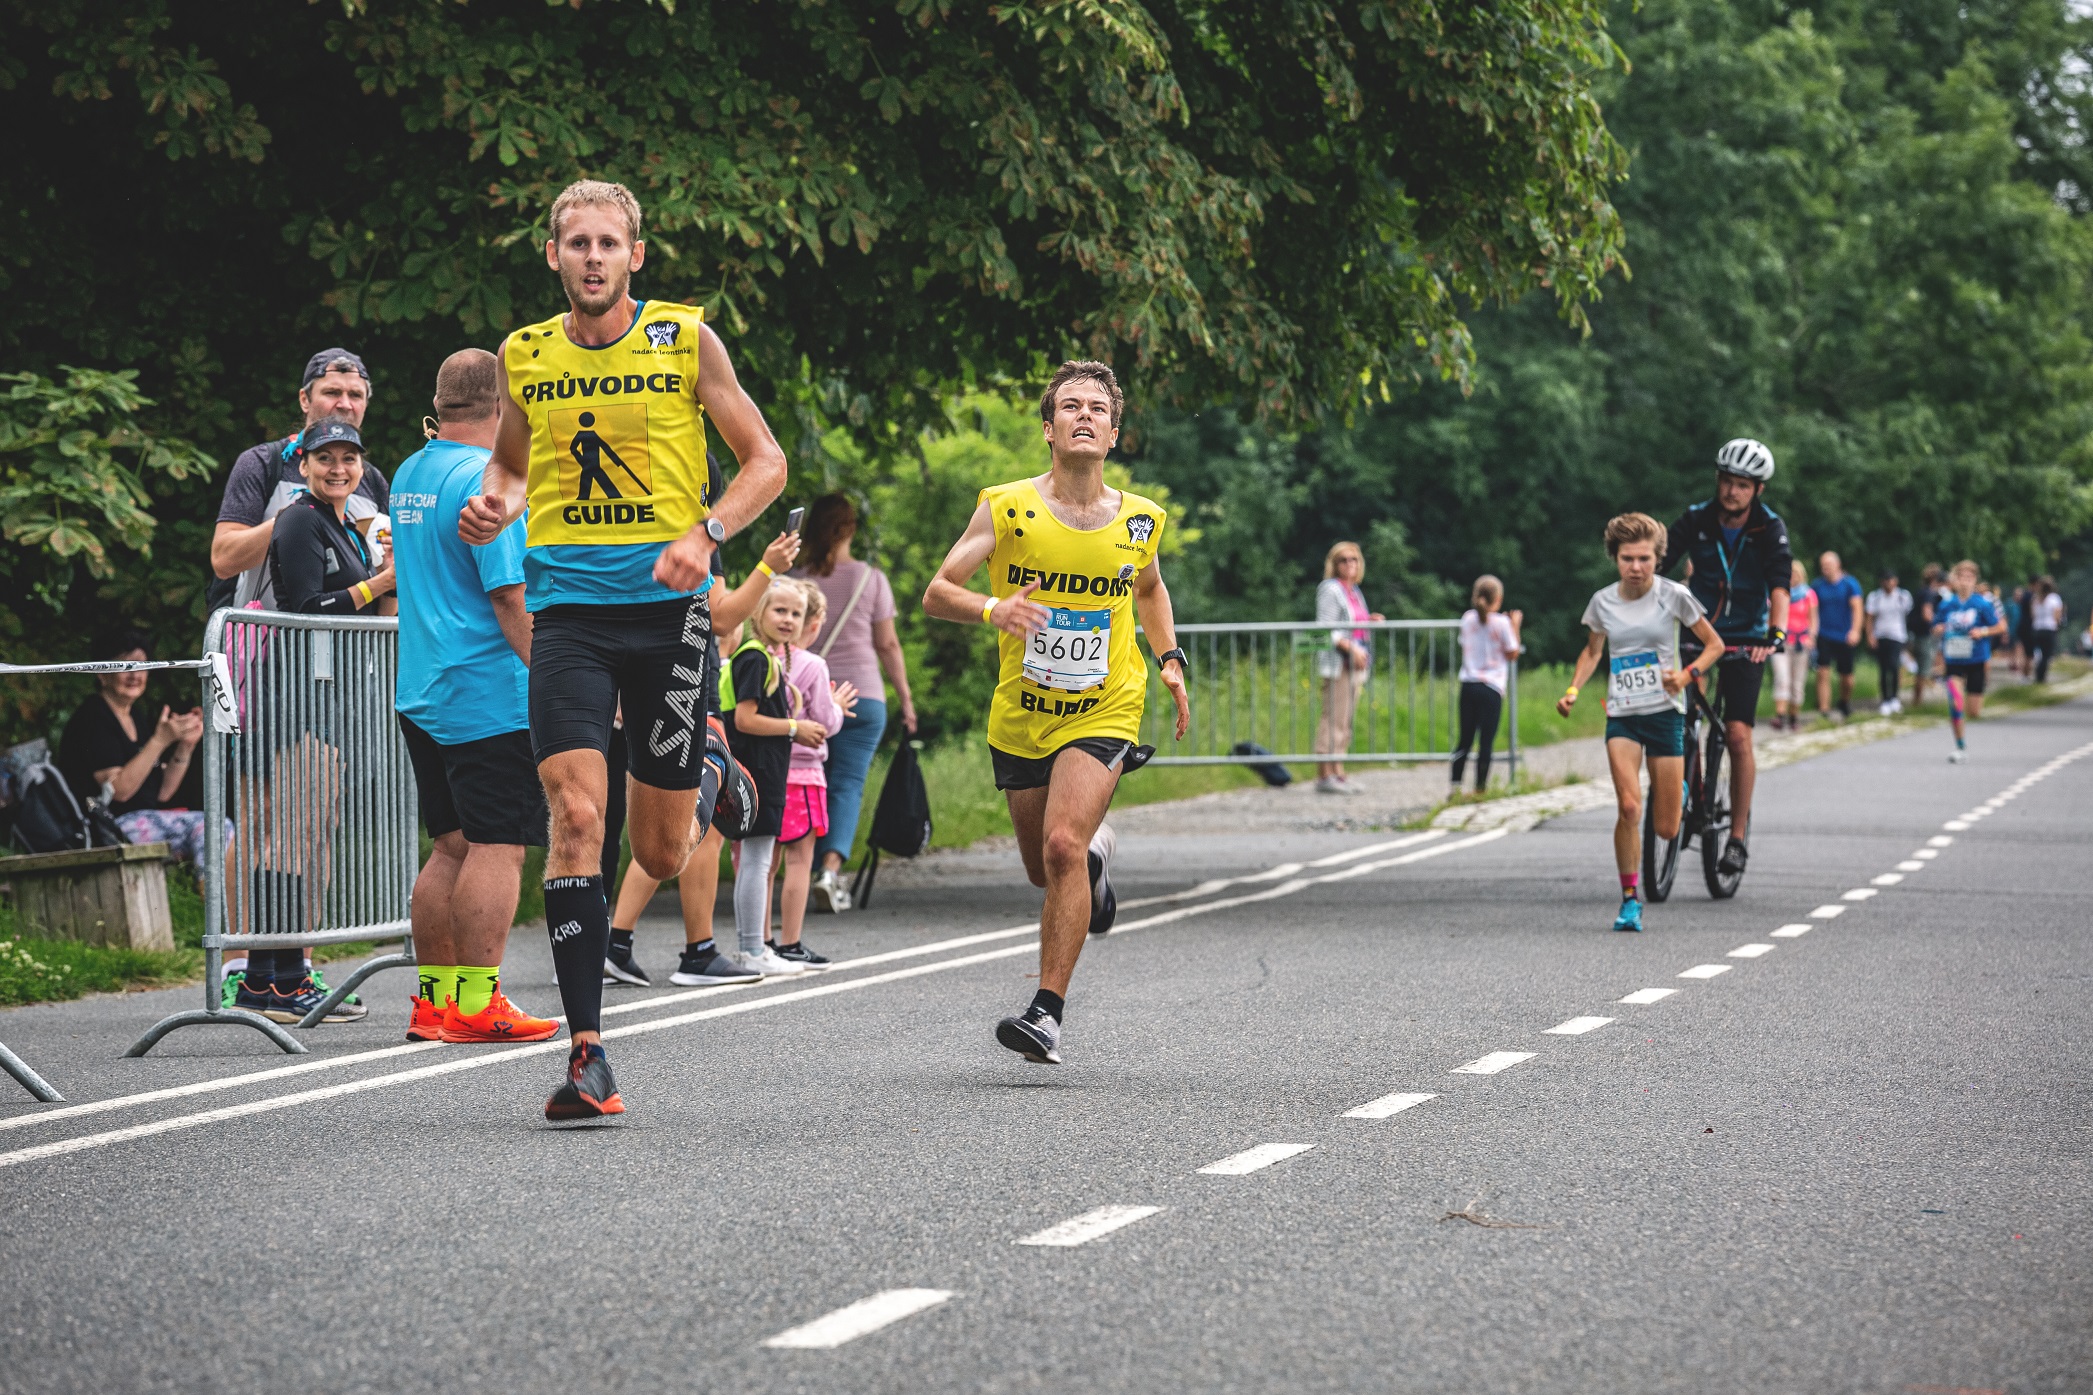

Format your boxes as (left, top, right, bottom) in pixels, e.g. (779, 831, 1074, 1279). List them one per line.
(816, 565, 876, 660)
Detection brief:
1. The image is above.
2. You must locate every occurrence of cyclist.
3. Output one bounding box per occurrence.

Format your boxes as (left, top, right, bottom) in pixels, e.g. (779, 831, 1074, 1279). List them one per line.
(1660, 437, 1790, 878)
(1561, 513, 1726, 931)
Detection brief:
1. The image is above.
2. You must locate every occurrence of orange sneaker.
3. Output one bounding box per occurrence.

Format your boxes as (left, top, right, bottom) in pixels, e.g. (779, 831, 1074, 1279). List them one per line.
(441, 989, 561, 1044)
(406, 996, 449, 1043)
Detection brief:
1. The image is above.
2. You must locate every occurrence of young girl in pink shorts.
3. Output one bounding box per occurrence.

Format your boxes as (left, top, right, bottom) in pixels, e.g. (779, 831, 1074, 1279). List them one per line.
(772, 580, 857, 966)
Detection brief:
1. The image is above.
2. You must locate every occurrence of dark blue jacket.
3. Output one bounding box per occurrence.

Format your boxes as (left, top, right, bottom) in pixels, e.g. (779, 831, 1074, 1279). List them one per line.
(1661, 499, 1793, 641)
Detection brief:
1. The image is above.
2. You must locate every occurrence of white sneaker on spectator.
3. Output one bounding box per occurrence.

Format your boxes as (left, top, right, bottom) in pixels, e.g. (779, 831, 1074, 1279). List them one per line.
(744, 946, 808, 977)
(810, 868, 853, 913)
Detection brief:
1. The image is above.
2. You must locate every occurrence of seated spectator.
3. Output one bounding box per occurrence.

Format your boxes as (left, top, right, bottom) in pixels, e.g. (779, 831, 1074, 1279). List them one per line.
(57, 631, 210, 875)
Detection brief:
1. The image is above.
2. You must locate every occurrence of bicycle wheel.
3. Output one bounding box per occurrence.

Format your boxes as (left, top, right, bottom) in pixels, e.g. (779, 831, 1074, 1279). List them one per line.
(1642, 795, 1681, 902)
(1700, 718, 1743, 899)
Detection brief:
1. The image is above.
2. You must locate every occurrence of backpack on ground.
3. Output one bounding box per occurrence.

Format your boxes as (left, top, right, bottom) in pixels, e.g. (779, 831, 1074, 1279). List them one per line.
(850, 737, 932, 909)
(12, 760, 127, 854)
(1232, 740, 1294, 787)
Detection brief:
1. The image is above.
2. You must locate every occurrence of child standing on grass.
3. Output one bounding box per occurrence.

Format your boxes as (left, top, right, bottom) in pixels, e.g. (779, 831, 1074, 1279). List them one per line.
(770, 581, 856, 968)
(725, 583, 812, 978)
(1451, 575, 1523, 793)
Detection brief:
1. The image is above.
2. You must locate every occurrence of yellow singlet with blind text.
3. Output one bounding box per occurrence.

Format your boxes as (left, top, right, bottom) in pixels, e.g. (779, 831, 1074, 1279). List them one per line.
(502, 301, 709, 553)
(982, 479, 1166, 760)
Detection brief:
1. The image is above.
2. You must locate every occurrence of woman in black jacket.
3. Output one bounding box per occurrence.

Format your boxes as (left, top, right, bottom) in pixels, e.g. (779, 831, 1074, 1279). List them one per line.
(236, 416, 392, 1025)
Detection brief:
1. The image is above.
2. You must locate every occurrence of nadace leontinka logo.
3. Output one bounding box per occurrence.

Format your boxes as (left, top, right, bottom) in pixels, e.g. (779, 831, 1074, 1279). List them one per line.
(1125, 513, 1156, 546)
(643, 320, 680, 348)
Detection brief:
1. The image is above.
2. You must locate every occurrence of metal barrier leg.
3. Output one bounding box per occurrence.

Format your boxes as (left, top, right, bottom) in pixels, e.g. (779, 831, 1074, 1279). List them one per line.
(126, 1008, 308, 1057)
(296, 948, 413, 1029)
(0, 1039, 64, 1102)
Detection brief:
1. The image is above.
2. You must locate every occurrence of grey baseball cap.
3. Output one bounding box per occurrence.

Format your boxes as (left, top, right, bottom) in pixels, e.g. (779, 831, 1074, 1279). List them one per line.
(302, 348, 370, 388)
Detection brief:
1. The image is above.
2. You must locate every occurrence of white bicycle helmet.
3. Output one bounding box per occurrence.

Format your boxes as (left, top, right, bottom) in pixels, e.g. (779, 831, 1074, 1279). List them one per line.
(1715, 437, 1775, 482)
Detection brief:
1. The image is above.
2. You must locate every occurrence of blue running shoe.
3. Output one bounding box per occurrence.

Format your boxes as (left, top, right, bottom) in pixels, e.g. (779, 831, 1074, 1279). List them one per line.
(1612, 897, 1644, 933)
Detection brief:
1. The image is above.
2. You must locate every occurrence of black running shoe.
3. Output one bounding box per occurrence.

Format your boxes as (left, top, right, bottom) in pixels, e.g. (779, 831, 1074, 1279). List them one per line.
(603, 946, 651, 986)
(706, 716, 761, 839)
(996, 1008, 1062, 1065)
(1717, 837, 1749, 877)
(1086, 822, 1118, 936)
(545, 1044, 624, 1121)
(770, 939, 831, 969)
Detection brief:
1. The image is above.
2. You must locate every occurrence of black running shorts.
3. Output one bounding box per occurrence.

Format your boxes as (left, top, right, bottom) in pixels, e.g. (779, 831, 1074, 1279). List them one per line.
(1816, 637, 1857, 675)
(399, 715, 548, 846)
(991, 736, 1133, 793)
(1681, 643, 1768, 728)
(529, 596, 719, 791)
(1945, 661, 1988, 695)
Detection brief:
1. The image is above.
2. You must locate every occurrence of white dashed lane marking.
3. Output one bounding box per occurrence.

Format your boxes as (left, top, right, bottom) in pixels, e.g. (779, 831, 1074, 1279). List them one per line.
(1451, 1052, 1537, 1075)
(1928, 836, 1955, 847)
(1618, 988, 1677, 1005)
(1770, 924, 1811, 938)
(1810, 905, 1847, 919)
(1017, 1205, 1163, 1247)
(1873, 872, 1905, 885)
(1543, 1016, 1614, 1036)
(1943, 821, 1970, 830)
(1198, 1143, 1315, 1176)
(764, 1289, 954, 1349)
(1678, 965, 1732, 980)
(1895, 861, 1925, 871)
(1343, 1091, 1436, 1120)
(1727, 944, 1775, 959)
(1842, 887, 1879, 901)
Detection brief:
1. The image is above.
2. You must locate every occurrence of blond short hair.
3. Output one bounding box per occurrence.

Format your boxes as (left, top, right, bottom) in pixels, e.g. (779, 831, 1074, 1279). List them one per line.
(1324, 541, 1364, 580)
(549, 179, 642, 243)
(1604, 512, 1666, 559)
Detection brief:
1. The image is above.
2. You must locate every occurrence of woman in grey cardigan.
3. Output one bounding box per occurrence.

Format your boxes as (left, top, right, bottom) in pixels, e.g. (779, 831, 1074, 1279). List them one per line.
(1314, 541, 1383, 793)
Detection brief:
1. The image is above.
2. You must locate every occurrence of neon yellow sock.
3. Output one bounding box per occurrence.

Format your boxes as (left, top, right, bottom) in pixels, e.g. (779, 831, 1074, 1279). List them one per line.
(454, 965, 499, 1017)
(417, 965, 458, 1008)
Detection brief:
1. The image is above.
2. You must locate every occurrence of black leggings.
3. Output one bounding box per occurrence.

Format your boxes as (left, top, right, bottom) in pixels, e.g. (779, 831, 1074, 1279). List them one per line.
(1875, 639, 1904, 704)
(2031, 631, 2056, 682)
(1451, 681, 1505, 789)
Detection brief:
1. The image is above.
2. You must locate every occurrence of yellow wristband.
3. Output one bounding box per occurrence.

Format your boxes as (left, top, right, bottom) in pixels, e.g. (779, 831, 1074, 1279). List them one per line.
(788, 719, 797, 739)
(353, 581, 373, 607)
(755, 561, 775, 578)
(1564, 686, 1579, 700)
(981, 596, 997, 625)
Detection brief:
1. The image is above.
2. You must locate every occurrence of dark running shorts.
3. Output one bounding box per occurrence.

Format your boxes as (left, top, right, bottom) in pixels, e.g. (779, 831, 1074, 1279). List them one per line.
(529, 596, 719, 791)
(1816, 637, 1856, 675)
(399, 715, 547, 846)
(1945, 661, 1988, 695)
(991, 736, 1134, 793)
(1693, 651, 1767, 728)
(1605, 708, 1686, 758)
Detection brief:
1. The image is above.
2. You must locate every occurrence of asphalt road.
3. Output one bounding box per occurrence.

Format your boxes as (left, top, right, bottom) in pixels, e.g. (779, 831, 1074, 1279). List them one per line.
(2, 700, 2089, 1395)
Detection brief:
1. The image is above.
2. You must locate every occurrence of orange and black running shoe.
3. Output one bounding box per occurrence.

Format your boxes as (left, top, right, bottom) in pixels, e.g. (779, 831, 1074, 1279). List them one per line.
(443, 989, 560, 1044)
(706, 715, 761, 839)
(545, 1044, 624, 1121)
(406, 996, 449, 1043)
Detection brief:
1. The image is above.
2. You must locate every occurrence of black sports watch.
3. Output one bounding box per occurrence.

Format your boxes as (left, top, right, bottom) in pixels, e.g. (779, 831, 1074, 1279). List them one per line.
(704, 517, 727, 545)
(1156, 647, 1188, 673)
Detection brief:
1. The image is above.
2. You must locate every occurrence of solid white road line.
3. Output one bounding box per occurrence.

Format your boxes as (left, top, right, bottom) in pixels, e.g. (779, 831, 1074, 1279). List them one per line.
(1343, 1091, 1437, 1120)
(1451, 1051, 1535, 1075)
(763, 1289, 954, 1349)
(1770, 924, 1811, 938)
(1117, 831, 1448, 911)
(1304, 831, 1448, 868)
(1017, 1205, 1162, 1247)
(1727, 944, 1774, 959)
(1198, 1142, 1315, 1175)
(1841, 887, 1879, 901)
(1543, 1016, 1614, 1035)
(1873, 872, 1905, 885)
(1617, 988, 1676, 1005)
(1809, 905, 1847, 919)
(1678, 965, 1732, 980)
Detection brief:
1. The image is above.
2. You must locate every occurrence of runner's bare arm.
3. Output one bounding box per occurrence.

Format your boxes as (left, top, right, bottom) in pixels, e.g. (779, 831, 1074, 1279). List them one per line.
(1667, 616, 1726, 694)
(655, 322, 788, 591)
(1558, 629, 1607, 716)
(462, 351, 531, 545)
(924, 500, 1048, 636)
(1133, 556, 1190, 741)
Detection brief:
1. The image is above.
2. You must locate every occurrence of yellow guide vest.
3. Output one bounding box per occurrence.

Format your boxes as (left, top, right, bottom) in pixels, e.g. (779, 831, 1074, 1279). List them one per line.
(980, 478, 1166, 759)
(501, 301, 710, 555)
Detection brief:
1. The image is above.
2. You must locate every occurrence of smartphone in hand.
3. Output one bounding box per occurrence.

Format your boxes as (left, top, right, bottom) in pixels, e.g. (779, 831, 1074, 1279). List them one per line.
(785, 506, 805, 533)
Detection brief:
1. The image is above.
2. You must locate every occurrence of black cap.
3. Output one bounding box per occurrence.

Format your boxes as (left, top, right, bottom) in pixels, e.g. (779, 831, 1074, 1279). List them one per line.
(1878, 568, 1898, 582)
(300, 418, 364, 453)
(302, 348, 369, 388)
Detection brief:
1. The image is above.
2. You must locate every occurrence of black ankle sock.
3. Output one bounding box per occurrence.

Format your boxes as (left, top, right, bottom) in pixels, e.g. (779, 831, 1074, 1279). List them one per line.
(248, 871, 309, 988)
(609, 927, 635, 957)
(685, 939, 715, 960)
(544, 875, 609, 1035)
(1029, 989, 1065, 1022)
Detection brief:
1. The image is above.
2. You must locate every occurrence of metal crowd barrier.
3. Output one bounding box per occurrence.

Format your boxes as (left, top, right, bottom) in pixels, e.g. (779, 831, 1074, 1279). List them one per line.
(1137, 619, 1518, 782)
(128, 609, 419, 1056)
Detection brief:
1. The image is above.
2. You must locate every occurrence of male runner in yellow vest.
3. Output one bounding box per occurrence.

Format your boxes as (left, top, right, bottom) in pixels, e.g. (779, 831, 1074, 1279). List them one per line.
(460, 180, 784, 1120)
(924, 360, 1191, 1064)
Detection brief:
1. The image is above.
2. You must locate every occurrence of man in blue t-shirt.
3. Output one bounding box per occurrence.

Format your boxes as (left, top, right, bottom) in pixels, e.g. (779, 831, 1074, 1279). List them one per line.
(1811, 550, 1865, 720)
(1932, 559, 2008, 762)
(392, 349, 557, 1045)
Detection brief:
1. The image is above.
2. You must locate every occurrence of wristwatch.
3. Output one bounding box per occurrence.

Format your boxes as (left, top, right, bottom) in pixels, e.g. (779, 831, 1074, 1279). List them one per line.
(704, 517, 727, 545)
(1156, 647, 1188, 673)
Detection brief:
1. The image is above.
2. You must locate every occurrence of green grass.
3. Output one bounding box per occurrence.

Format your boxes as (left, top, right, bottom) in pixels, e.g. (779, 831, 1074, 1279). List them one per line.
(0, 867, 204, 1007)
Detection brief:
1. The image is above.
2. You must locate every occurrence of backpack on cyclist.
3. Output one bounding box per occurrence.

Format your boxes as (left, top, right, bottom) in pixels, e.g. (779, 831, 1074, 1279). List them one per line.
(850, 737, 932, 909)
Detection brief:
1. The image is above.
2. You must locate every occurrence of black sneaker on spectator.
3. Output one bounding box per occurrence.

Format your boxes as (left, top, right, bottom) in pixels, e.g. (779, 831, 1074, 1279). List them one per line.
(666, 943, 763, 987)
(769, 939, 832, 969)
(603, 946, 651, 986)
(236, 976, 366, 1024)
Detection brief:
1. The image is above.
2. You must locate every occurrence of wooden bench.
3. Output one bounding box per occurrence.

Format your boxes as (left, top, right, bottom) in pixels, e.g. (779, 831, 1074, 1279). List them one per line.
(0, 843, 175, 952)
